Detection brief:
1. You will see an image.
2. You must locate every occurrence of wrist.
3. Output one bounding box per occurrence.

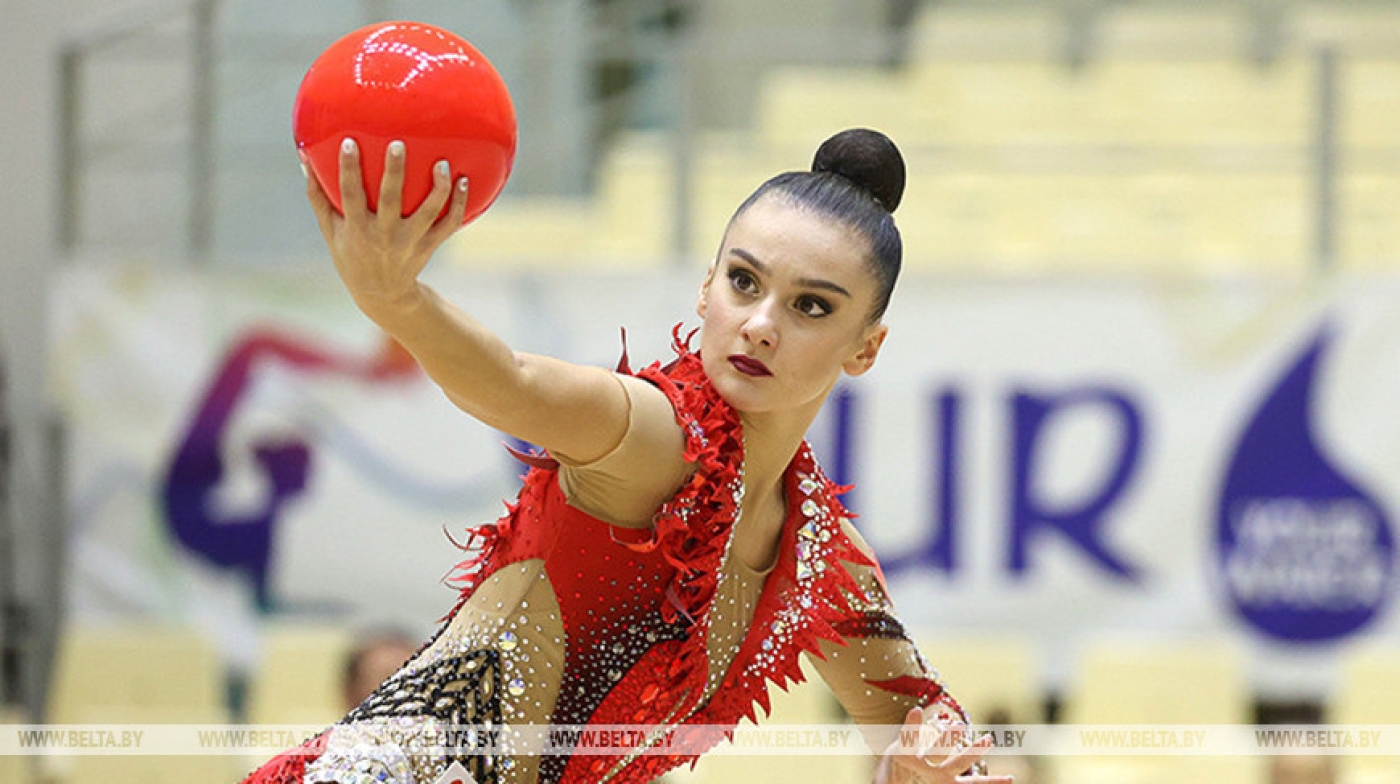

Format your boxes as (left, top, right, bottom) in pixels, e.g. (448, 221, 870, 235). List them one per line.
(355, 281, 431, 328)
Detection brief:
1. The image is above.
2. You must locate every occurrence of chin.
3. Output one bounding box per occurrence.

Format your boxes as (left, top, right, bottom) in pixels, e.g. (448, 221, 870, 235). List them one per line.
(711, 377, 761, 413)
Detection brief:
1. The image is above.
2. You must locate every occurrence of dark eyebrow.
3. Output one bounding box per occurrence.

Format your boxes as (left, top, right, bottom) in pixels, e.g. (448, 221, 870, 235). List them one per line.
(728, 247, 852, 299)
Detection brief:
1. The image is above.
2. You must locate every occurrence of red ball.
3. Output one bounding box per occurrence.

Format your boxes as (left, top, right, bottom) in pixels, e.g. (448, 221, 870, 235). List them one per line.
(293, 21, 517, 225)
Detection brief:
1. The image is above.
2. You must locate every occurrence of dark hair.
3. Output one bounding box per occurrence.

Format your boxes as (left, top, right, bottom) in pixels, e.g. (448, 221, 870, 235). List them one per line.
(729, 128, 905, 321)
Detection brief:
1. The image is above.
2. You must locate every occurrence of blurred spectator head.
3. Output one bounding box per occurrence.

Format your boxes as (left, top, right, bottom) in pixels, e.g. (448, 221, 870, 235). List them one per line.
(342, 628, 419, 709)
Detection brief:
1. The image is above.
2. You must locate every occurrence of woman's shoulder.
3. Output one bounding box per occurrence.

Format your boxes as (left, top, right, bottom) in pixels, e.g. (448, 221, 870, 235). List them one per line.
(554, 370, 694, 528)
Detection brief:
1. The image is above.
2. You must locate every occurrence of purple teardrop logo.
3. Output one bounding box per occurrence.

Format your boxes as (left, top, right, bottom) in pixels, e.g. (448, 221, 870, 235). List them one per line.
(1216, 325, 1396, 642)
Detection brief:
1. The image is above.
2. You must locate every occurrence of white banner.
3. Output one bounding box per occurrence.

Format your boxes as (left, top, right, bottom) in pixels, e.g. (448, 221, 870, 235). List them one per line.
(49, 264, 1400, 698)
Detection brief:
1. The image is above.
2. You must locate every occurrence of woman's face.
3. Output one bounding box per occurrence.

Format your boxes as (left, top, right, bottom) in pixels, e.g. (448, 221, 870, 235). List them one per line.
(697, 195, 888, 416)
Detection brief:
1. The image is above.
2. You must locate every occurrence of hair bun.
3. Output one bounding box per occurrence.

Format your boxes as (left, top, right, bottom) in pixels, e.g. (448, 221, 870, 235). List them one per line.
(811, 128, 905, 212)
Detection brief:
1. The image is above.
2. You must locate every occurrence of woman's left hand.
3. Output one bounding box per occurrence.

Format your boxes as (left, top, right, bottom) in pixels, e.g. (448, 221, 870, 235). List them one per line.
(873, 706, 1014, 784)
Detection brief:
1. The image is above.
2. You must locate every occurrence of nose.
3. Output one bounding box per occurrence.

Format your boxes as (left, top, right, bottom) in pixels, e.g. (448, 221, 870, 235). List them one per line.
(741, 297, 779, 349)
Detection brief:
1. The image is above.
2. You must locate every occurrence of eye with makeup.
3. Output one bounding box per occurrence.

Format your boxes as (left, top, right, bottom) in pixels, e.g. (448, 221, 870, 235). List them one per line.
(727, 266, 758, 296)
(794, 295, 832, 318)
(726, 264, 833, 318)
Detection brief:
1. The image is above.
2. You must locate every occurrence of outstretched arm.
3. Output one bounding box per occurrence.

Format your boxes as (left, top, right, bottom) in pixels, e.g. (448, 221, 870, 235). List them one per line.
(304, 138, 638, 466)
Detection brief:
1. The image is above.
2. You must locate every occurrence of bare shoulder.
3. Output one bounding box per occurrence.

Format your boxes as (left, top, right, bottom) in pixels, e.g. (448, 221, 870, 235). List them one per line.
(554, 374, 694, 528)
(616, 374, 687, 450)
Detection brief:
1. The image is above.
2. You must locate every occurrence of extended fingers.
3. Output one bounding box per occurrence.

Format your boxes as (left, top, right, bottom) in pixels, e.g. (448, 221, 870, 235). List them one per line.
(378, 140, 406, 219)
(409, 158, 455, 233)
(422, 175, 470, 249)
(338, 137, 367, 214)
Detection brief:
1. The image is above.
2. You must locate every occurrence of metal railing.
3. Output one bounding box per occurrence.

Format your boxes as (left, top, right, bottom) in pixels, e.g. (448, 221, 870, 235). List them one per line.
(58, 0, 219, 258)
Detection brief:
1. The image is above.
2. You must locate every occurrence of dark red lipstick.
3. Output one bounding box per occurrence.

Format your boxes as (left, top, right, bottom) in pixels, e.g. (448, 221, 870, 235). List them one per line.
(728, 355, 772, 377)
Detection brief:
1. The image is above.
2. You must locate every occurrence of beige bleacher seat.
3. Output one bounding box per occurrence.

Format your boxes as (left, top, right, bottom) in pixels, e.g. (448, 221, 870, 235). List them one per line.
(901, 168, 1126, 273)
(910, 56, 1310, 149)
(898, 169, 1002, 271)
(1093, 4, 1253, 56)
(907, 54, 1310, 150)
(1330, 643, 1400, 784)
(1062, 638, 1251, 725)
(670, 657, 870, 784)
(688, 140, 793, 259)
(448, 197, 599, 267)
(48, 624, 226, 723)
(448, 133, 675, 267)
(1339, 59, 1400, 150)
(911, 60, 1112, 147)
(906, 3, 1065, 61)
(1091, 59, 1310, 147)
(1052, 637, 1263, 784)
(2, 705, 35, 784)
(245, 623, 352, 727)
(991, 172, 1151, 271)
(1290, 3, 1400, 53)
(690, 159, 760, 261)
(450, 196, 599, 266)
(45, 624, 234, 784)
(1166, 173, 1310, 274)
(593, 133, 677, 262)
(54, 705, 244, 784)
(901, 168, 1307, 276)
(757, 67, 925, 150)
(1341, 175, 1400, 271)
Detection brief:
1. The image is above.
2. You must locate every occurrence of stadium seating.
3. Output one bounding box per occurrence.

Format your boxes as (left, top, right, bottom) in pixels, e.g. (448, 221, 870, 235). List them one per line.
(757, 67, 923, 149)
(244, 622, 352, 727)
(48, 624, 226, 723)
(1093, 4, 1254, 56)
(1290, 3, 1400, 52)
(1331, 643, 1400, 784)
(905, 4, 1065, 61)
(1053, 637, 1264, 784)
(441, 2, 1400, 275)
(1, 705, 35, 784)
(451, 133, 676, 267)
(45, 623, 235, 783)
(1342, 174, 1400, 268)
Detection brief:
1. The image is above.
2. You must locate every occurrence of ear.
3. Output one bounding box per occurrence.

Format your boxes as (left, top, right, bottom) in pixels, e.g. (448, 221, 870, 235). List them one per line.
(843, 323, 888, 377)
(696, 261, 716, 318)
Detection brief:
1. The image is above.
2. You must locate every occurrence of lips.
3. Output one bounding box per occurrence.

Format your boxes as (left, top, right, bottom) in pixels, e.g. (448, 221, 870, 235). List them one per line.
(728, 354, 772, 377)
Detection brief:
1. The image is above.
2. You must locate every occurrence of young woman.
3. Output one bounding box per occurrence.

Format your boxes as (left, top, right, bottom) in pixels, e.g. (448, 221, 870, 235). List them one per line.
(245, 129, 1009, 784)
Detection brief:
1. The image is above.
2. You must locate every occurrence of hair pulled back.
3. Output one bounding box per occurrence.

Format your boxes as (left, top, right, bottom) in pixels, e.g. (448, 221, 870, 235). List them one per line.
(730, 128, 905, 321)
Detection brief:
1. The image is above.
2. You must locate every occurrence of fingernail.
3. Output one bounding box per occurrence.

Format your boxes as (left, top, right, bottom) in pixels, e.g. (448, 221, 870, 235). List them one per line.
(388, 140, 405, 157)
(341, 137, 356, 155)
(457, 177, 468, 192)
(299, 162, 308, 179)
(435, 160, 450, 177)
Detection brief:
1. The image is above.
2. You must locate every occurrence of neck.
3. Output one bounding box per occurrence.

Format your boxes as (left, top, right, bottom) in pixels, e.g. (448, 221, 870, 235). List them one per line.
(736, 397, 823, 504)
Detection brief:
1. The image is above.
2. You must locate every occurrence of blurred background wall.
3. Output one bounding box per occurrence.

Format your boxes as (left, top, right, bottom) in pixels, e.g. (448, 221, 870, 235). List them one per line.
(4, 2, 1400, 783)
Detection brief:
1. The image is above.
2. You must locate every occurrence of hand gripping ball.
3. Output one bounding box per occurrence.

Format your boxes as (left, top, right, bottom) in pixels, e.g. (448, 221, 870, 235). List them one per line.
(293, 22, 517, 225)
